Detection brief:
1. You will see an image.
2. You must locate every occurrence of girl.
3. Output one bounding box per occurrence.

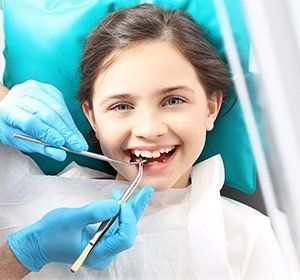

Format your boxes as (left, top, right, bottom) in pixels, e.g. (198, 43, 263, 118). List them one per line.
(77, 4, 287, 279)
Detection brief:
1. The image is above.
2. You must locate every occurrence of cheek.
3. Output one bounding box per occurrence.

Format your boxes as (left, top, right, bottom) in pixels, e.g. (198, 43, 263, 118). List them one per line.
(175, 109, 208, 159)
(173, 108, 207, 141)
(94, 116, 128, 156)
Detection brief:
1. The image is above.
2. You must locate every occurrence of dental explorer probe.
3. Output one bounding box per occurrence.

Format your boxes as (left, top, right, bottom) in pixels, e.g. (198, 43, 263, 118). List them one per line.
(13, 133, 146, 272)
(13, 133, 140, 166)
(70, 161, 144, 273)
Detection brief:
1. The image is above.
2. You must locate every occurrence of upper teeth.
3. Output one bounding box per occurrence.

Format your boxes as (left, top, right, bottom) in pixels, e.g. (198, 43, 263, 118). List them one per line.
(131, 147, 175, 158)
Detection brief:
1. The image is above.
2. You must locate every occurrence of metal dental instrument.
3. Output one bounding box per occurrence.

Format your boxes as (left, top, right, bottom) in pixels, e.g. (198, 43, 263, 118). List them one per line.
(70, 161, 144, 273)
(13, 133, 140, 165)
(13, 133, 146, 272)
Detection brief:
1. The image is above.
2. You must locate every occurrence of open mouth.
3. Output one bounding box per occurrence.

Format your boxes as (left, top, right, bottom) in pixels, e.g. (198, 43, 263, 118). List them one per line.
(128, 146, 178, 166)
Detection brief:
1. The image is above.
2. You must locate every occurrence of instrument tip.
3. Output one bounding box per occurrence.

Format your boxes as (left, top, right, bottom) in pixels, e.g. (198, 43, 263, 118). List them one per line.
(130, 159, 146, 165)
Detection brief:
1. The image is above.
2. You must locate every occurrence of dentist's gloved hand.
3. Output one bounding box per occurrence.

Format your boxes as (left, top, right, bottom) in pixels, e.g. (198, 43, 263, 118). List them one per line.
(0, 80, 88, 161)
(7, 186, 154, 272)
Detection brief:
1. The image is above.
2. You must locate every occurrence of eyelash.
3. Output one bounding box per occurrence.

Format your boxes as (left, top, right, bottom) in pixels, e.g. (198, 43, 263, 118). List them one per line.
(109, 96, 186, 112)
(111, 103, 132, 112)
(164, 97, 185, 106)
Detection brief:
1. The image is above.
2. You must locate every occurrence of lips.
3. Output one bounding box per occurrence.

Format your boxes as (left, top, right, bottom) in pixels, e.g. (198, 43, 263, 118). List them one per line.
(122, 145, 179, 174)
(135, 148, 175, 165)
(141, 145, 179, 173)
(125, 145, 176, 163)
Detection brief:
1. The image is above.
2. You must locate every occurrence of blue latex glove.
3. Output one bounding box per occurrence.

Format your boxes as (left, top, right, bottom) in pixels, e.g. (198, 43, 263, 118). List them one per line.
(0, 80, 88, 161)
(112, 188, 153, 221)
(7, 186, 154, 272)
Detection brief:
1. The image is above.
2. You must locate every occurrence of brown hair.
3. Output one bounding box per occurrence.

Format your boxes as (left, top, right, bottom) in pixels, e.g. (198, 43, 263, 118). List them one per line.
(78, 4, 232, 109)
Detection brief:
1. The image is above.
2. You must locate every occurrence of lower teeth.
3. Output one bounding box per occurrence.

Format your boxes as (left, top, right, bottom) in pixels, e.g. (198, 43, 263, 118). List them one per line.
(145, 158, 168, 166)
(147, 161, 158, 166)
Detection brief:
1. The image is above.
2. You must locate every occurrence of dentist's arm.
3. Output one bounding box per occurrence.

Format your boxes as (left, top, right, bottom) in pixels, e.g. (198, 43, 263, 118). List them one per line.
(0, 244, 30, 279)
(0, 186, 153, 279)
(0, 80, 88, 160)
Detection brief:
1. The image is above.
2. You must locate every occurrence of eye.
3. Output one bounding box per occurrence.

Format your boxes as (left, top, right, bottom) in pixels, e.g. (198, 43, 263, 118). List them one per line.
(110, 103, 133, 112)
(164, 97, 185, 106)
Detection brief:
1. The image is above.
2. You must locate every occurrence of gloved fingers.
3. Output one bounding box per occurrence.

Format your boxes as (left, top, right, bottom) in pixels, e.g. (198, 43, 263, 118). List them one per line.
(105, 187, 145, 237)
(103, 215, 119, 237)
(1, 106, 66, 147)
(44, 146, 67, 161)
(112, 186, 153, 221)
(17, 98, 88, 151)
(111, 189, 123, 201)
(108, 189, 122, 235)
(118, 202, 138, 243)
(77, 199, 120, 228)
(95, 203, 137, 256)
(0, 124, 67, 161)
(31, 83, 89, 151)
(33, 95, 88, 151)
(83, 215, 120, 240)
(8, 80, 88, 151)
(36, 82, 70, 111)
(129, 186, 154, 221)
(23, 80, 73, 126)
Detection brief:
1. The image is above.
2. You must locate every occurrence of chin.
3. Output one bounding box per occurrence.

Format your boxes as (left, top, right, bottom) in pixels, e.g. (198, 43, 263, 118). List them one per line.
(139, 178, 174, 192)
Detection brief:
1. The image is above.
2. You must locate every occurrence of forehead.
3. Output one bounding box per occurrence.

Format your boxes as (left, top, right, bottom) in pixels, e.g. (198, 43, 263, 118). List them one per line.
(93, 41, 203, 99)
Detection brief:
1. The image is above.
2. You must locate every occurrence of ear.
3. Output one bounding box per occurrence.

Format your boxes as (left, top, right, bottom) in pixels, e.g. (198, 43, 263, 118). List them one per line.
(82, 101, 97, 131)
(206, 91, 223, 131)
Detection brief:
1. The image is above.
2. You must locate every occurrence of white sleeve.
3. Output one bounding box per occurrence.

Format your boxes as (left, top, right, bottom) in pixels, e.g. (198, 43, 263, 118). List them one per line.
(243, 219, 288, 280)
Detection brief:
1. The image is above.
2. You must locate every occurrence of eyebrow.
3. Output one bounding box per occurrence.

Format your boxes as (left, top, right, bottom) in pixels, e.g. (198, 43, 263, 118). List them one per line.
(100, 85, 194, 106)
(160, 86, 194, 95)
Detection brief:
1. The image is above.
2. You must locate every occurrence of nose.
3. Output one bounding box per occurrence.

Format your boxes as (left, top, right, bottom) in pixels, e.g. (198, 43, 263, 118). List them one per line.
(132, 111, 168, 140)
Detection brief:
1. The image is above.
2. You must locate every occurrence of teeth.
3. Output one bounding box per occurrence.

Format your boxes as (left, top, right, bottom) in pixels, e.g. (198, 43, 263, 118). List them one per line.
(152, 151, 161, 158)
(131, 146, 175, 158)
(141, 151, 152, 158)
(147, 161, 159, 166)
(145, 158, 168, 166)
(147, 159, 167, 165)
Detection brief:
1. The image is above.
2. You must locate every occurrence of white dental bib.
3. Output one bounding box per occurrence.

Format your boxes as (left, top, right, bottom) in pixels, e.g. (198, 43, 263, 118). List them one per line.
(0, 145, 286, 279)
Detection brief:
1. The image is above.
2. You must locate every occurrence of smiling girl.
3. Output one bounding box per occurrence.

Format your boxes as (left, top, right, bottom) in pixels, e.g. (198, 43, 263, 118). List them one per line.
(78, 4, 286, 279)
(80, 5, 228, 191)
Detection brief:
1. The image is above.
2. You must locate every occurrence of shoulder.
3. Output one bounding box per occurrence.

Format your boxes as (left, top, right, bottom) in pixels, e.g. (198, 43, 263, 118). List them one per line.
(220, 196, 270, 263)
(221, 197, 287, 279)
(221, 196, 269, 231)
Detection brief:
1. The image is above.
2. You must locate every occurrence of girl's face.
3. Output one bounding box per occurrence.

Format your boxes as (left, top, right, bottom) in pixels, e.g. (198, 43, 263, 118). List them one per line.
(83, 41, 222, 191)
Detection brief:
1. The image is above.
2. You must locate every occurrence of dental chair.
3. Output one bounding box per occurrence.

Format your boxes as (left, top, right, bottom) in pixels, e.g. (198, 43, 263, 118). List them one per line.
(1, 0, 261, 207)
